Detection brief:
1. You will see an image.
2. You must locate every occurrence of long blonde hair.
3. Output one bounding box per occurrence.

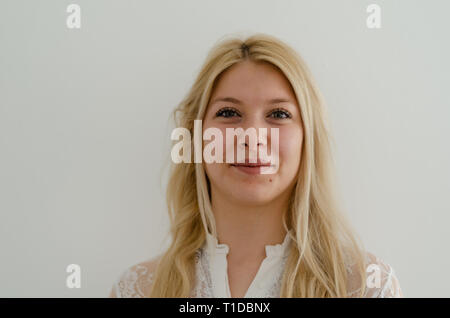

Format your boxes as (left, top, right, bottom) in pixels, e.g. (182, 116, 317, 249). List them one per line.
(150, 33, 368, 297)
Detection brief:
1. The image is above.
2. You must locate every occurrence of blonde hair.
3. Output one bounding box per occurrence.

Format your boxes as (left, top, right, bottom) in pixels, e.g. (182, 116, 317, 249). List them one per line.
(150, 33, 368, 297)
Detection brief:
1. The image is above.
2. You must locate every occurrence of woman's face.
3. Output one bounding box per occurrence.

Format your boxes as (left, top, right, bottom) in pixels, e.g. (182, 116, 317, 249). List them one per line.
(202, 60, 303, 206)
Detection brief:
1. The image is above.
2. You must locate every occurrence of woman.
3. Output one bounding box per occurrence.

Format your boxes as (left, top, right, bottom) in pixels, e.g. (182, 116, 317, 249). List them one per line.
(109, 33, 403, 298)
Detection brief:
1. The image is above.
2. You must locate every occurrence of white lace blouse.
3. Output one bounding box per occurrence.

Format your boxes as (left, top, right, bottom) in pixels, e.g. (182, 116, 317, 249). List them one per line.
(110, 231, 403, 298)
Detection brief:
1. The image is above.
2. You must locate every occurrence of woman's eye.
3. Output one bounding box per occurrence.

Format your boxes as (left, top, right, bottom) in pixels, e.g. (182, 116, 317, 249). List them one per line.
(215, 108, 240, 118)
(268, 109, 292, 119)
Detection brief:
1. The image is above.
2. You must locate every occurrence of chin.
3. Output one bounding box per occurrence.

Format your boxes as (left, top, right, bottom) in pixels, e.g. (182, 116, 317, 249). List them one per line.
(229, 188, 276, 205)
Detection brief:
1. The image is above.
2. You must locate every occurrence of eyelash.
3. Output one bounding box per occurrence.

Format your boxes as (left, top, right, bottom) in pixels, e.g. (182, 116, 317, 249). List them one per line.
(215, 107, 292, 119)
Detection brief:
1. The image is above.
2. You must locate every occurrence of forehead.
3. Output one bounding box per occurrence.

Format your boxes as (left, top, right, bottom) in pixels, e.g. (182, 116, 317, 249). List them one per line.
(209, 60, 298, 106)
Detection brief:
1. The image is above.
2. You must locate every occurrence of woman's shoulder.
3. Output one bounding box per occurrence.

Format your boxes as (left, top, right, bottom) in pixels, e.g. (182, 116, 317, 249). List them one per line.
(346, 251, 404, 298)
(109, 255, 162, 298)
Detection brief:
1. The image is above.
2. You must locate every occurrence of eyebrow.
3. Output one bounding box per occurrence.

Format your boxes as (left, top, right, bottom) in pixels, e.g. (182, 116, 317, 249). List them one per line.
(211, 96, 295, 105)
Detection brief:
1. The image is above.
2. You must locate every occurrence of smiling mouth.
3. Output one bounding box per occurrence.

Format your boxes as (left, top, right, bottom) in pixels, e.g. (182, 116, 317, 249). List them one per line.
(230, 163, 273, 168)
(229, 158, 273, 167)
(229, 162, 277, 175)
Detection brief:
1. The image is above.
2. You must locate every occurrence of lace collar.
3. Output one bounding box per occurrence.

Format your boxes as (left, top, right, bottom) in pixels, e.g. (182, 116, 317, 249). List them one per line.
(204, 229, 293, 259)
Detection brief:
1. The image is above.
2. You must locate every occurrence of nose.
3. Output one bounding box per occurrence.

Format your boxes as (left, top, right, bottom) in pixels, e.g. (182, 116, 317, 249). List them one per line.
(241, 138, 264, 148)
(237, 118, 270, 153)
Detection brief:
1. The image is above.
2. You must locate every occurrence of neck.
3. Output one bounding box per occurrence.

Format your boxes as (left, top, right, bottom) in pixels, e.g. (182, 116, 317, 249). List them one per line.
(210, 186, 291, 261)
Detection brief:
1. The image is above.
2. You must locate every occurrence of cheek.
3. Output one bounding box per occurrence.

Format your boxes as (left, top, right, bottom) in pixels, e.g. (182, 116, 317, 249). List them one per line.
(279, 126, 303, 167)
(202, 124, 228, 161)
(201, 123, 228, 180)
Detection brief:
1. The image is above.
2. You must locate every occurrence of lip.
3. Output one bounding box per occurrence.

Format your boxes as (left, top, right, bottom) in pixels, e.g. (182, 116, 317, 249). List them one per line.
(232, 159, 272, 166)
(230, 163, 275, 175)
(231, 163, 272, 167)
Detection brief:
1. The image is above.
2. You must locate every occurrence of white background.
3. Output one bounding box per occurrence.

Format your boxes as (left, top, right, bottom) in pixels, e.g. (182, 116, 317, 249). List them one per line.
(0, 0, 449, 297)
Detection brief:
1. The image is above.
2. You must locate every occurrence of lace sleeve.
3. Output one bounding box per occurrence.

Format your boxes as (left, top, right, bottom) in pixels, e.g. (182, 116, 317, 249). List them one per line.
(109, 258, 158, 298)
(347, 252, 404, 298)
